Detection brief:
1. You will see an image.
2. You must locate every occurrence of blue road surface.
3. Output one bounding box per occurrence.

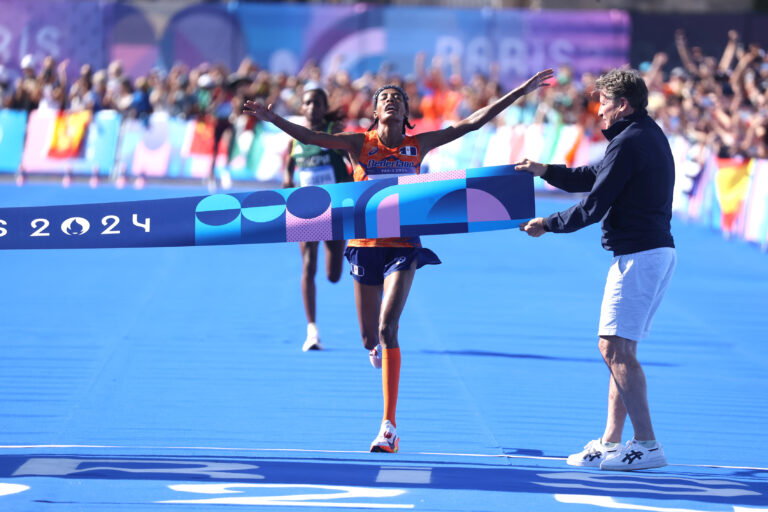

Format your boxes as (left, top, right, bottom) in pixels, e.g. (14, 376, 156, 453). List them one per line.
(0, 182, 766, 511)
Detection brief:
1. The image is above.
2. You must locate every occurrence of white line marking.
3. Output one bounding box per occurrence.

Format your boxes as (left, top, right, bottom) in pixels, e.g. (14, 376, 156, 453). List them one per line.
(558, 495, 768, 512)
(12, 457, 265, 480)
(0, 445, 764, 471)
(542, 482, 759, 497)
(160, 483, 414, 508)
(0, 483, 29, 497)
(557, 494, 720, 511)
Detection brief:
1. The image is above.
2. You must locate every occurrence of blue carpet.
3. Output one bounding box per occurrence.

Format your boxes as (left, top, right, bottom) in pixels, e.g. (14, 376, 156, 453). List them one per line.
(0, 182, 766, 511)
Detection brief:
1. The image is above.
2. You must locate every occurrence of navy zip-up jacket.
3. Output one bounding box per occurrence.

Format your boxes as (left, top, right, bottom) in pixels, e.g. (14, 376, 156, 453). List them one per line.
(541, 109, 675, 256)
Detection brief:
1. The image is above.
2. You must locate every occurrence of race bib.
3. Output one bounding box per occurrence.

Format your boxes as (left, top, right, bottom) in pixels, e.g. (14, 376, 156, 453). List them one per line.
(298, 167, 336, 187)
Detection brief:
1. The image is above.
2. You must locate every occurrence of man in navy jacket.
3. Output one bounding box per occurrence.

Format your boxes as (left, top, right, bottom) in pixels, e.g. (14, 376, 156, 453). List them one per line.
(518, 69, 676, 471)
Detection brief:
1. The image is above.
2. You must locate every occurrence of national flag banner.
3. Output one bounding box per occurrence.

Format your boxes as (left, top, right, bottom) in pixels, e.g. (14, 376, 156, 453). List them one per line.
(48, 110, 92, 159)
(0, 165, 533, 250)
(22, 109, 119, 174)
(715, 157, 753, 234)
(550, 124, 581, 167)
(185, 119, 215, 157)
(567, 128, 593, 168)
(180, 119, 230, 178)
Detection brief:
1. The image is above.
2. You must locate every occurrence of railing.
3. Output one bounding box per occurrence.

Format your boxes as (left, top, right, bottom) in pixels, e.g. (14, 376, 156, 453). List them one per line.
(0, 108, 765, 250)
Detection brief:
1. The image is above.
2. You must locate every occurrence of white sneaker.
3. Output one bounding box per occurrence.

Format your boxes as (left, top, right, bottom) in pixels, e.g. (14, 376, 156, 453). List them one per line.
(369, 344, 382, 368)
(370, 420, 399, 453)
(600, 438, 667, 471)
(566, 438, 619, 467)
(302, 323, 323, 352)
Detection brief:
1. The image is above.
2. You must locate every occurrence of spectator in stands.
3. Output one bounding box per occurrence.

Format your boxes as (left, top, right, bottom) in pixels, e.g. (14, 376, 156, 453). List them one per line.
(0, 27, 766, 169)
(9, 56, 40, 112)
(0, 65, 12, 108)
(129, 76, 153, 119)
(92, 70, 109, 111)
(37, 57, 68, 111)
(20, 55, 36, 81)
(402, 75, 422, 120)
(148, 74, 170, 115)
(416, 53, 463, 123)
(106, 60, 126, 105)
(166, 73, 196, 119)
(113, 77, 134, 115)
(197, 65, 237, 189)
(69, 64, 97, 111)
(665, 29, 768, 159)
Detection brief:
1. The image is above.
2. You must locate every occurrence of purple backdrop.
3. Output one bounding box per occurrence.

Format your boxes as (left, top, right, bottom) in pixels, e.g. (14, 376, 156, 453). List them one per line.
(0, 1, 632, 85)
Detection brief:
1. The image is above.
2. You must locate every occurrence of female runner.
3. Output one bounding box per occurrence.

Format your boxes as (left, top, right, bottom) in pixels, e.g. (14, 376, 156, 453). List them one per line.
(284, 86, 351, 351)
(245, 68, 553, 452)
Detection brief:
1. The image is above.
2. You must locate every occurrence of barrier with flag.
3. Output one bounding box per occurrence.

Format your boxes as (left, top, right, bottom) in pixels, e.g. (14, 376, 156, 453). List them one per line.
(1, 108, 767, 250)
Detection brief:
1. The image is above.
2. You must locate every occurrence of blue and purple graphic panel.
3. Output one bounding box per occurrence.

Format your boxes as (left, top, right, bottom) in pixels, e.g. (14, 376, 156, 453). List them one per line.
(0, 165, 533, 250)
(1, 1, 629, 87)
(235, 5, 630, 87)
(0, 0, 107, 83)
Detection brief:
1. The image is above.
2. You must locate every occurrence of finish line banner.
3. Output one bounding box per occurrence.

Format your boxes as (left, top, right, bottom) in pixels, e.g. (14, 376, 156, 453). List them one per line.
(0, 166, 533, 250)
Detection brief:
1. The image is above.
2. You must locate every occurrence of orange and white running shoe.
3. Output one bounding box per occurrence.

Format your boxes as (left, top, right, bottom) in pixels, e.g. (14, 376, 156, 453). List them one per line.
(370, 420, 399, 453)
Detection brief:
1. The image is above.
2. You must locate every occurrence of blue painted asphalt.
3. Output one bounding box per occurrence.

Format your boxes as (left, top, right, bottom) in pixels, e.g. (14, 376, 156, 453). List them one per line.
(0, 181, 766, 511)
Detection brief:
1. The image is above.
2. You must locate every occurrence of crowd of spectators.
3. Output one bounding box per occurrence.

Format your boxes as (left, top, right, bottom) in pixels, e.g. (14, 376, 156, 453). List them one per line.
(1, 29, 766, 160)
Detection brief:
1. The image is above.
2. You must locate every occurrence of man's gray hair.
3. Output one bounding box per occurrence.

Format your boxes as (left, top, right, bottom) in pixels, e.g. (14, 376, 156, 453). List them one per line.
(594, 69, 648, 111)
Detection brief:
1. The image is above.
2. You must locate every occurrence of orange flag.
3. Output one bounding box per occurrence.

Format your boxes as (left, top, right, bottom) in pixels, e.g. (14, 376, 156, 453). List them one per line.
(715, 157, 753, 233)
(187, 119, 215, 156)
(48, 110, 92, 158)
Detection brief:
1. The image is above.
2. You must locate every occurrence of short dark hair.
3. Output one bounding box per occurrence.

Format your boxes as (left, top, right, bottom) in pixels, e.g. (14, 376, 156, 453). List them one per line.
(302, 86, 345, 125)
(594, 69, 648, 111)
(303, 86, 329, 108)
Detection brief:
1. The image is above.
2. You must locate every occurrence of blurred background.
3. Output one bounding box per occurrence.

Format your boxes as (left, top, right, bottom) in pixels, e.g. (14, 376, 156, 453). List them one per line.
(1, 0, 767, 248)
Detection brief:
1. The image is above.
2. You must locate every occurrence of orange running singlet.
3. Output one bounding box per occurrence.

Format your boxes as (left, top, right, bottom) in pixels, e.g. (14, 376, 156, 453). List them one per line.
(348, 130, 423, 248)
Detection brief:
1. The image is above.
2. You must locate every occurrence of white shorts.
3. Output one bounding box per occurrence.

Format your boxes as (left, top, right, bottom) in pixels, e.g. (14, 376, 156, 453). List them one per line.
(598, 247, 676, 342)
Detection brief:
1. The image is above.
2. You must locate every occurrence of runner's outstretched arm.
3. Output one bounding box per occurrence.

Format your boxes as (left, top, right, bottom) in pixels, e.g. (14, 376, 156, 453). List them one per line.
(242, 100, 362, 154)
(417, 68, 554, 155)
